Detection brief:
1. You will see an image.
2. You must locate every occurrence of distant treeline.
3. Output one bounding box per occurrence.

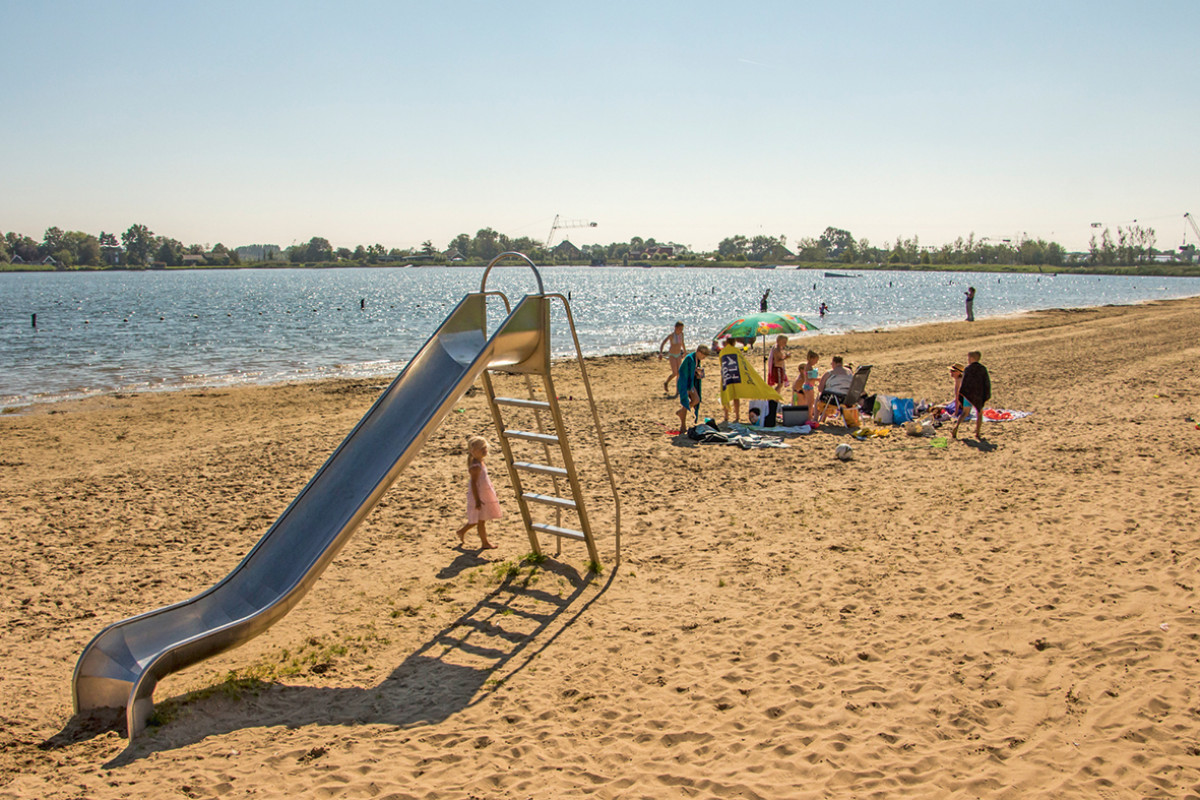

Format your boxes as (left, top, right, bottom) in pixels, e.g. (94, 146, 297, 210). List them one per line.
(3, 221, 1193, 272)
(716, 225, 1173, 268)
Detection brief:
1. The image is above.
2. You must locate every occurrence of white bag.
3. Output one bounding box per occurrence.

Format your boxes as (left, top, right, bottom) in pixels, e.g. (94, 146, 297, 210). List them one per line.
(873, 394, 895, 425)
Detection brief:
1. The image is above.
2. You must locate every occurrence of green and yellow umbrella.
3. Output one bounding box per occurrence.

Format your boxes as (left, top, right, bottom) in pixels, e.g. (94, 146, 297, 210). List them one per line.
(716, 311, 818, 341)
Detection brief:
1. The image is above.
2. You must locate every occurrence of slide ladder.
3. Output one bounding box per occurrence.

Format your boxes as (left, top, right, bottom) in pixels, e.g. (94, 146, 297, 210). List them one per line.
(478, 254, 618, 568)
(485, 378, 600, 564)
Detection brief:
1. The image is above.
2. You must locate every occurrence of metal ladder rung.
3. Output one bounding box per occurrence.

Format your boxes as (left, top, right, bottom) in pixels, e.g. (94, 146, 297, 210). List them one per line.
(523, 492, 577, 510)
(493, 396, 551, 410)
(504, 429, 559, 445)
(513, 461, 568, 478)
(531, 523, 587, 542)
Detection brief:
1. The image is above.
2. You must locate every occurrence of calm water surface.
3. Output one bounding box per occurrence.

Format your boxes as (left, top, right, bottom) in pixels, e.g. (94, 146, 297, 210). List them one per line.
(3, 266, 1199, 408)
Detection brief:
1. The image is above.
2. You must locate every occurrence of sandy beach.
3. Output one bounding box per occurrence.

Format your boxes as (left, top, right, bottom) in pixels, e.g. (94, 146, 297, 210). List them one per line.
(2, 296, 1198, 799)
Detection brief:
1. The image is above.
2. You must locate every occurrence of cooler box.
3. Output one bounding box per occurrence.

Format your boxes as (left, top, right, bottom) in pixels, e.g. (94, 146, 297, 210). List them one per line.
(781, 405, 809, 426)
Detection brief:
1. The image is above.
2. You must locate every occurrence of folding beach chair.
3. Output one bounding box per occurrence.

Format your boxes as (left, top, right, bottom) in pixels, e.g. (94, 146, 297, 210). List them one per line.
(819, 364, 871, 427)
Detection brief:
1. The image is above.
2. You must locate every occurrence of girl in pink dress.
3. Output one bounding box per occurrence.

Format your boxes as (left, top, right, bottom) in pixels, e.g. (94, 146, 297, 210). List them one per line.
(455, 436, 503, 549)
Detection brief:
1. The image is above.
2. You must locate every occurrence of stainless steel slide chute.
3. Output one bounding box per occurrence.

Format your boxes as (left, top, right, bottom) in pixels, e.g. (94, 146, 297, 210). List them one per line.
(72, 291, 545, 739)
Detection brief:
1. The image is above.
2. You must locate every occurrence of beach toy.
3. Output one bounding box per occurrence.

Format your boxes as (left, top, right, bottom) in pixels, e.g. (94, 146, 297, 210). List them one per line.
(835, 443, 854, 461)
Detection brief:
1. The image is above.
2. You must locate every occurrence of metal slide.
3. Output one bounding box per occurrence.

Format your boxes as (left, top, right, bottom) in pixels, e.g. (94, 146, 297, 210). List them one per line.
(73, 290, 550, 739)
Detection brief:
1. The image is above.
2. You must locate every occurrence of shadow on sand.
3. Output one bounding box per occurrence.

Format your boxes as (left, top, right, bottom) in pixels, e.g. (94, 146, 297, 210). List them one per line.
(45, 558, 614, 767)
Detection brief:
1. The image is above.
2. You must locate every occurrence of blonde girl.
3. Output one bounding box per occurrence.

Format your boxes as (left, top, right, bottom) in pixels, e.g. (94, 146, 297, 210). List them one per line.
(767, 334, 790, 391)
(792, 350, 820, 423)
(454, 436, 502, 549)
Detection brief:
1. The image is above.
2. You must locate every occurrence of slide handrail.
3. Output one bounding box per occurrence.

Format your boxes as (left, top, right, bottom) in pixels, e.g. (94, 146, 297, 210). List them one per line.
(546, 293, 622, 567)
(479, 251, 545, 296)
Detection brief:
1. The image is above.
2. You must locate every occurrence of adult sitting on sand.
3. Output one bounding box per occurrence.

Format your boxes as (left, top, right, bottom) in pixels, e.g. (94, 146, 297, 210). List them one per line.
(951, 351, 991, 440)
(676, 344, 710, 430)
(815, 355, 852, 422)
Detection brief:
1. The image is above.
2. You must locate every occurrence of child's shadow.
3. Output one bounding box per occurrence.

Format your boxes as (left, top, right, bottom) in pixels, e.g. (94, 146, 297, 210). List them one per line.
(962, 437, 997, 452)
(438, 549, 496, 579)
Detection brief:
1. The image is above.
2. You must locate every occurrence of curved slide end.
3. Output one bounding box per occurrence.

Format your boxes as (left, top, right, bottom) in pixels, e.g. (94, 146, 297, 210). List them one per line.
(73, 626, 138, 713)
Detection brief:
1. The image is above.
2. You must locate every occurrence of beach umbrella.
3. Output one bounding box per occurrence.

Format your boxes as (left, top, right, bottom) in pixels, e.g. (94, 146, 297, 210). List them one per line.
(716, 311, 818, 341)
(715, 312, 819, 374)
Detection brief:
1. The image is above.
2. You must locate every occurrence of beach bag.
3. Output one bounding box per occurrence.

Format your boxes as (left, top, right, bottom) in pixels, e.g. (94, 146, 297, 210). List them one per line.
(904, 419, 935, 437)
(890, 397, 915, 424)
(873, 394, 895, 425)
(843, 406, 860, 427)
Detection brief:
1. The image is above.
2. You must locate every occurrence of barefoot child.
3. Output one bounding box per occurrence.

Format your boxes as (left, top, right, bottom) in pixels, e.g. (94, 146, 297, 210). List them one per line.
(658, 321, 686, 395)
(951, 351, 991, 440)
(791, 350, 820, 425)
(454, 436, 502, 549)
(767, 335, 790, 392)
(675, 344, 710, 430)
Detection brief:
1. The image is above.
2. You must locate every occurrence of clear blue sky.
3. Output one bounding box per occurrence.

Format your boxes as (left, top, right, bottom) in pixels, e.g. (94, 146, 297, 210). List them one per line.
(3, 1, 1197, 253)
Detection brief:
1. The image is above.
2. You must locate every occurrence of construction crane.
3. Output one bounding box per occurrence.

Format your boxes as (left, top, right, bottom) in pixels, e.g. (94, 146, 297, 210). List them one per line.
(1183, 212, 1200, 250)
(546, 215, 597, 248)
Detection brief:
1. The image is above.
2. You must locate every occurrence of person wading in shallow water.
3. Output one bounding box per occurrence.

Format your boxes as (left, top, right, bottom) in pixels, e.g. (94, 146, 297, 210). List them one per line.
(965, 286, 976, 322)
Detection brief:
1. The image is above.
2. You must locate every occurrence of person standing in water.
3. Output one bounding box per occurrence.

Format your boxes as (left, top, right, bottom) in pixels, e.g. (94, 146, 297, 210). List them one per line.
(760, 289, 770, 312)
(658, 321, 686, 395)
(965, 286, 976, 322)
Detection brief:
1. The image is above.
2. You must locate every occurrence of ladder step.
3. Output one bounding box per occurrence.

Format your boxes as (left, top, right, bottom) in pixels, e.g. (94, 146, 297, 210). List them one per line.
(523, 492, 577, 510)
(531, 523, 587, 542)
(504, 429, 559, 445)
(513, 461, 568, 478)
(493, 396, 551, 410)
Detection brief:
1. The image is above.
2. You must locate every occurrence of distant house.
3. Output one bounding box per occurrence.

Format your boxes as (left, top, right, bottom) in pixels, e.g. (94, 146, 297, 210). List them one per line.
(99, 244, 124, 265)
(234, 244, 283, 262)
(181, 254, 207, 266)
(552, 240, 582, 259)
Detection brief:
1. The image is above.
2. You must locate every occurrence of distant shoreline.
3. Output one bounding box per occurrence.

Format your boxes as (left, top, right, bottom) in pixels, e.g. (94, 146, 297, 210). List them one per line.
(4, 260, 1200, 278)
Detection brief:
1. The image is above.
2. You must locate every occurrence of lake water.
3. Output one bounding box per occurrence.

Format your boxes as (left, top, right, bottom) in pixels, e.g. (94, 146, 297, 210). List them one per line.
(3, 265, 1199, 409)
